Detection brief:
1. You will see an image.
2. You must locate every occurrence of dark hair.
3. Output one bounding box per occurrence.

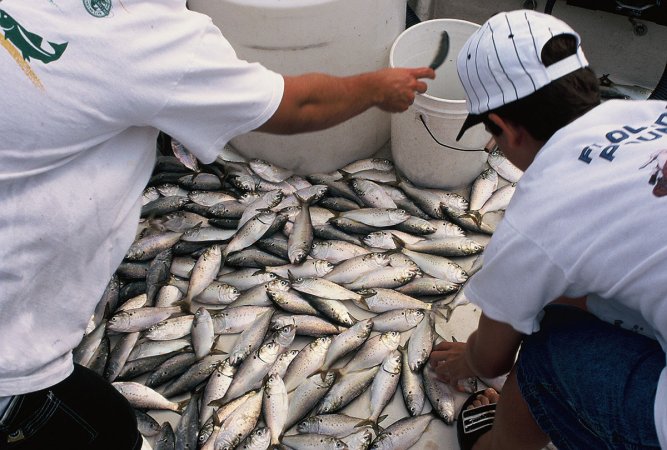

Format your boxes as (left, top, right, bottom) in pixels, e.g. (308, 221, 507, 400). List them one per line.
(482, 34, 600, 142)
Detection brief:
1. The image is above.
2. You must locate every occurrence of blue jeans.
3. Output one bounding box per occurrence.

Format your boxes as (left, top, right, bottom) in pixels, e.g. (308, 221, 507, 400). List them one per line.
(0, 364, 141, 449)
(516, 305, 663, 450)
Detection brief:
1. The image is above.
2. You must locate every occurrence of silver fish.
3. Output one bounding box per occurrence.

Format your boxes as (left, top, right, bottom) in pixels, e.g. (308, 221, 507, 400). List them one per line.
(395, 277, 460, 297)
(238, 426, 272, 450)
(310, 240, 370, 264)
(285, 371, 336, 430)
(321, 319, 373, 372)
(369, 414, 435, 450)
(269, 349, 300, 379)
(112, 381, 187, 413)
(353, 288, 431, 313)
(338, 208, 409, 227)
(171, 138, 199, 172)
(263, 374, 289, 446)
(228, 309, 274, 366)
(239, 189, 283, 227)
(188, 190, 236, 207)
(283, 336, 332, 392)
(266, 259, 334, 279)
(341, 158, 394, 173)
(422, 364, 456, 424)
(125, 231, 183, 261)
(212, 306, 273, 334)
(282, 433, 349, 450)
(487, 147, 523, 183)
(371, 309, 425, 332)
(223, 210, 277, 262)
(290, 275, 368, 302)
(107, 305, 184, 333)
(192, 307, 215, 359)
(213, 389, 263, 450)
(341, 331, 401, 375)
(400, 248, 469, 284)
(365, 350, 402, 425)
(287, 193, 314, 264)
(316, 365, 380, 414)
(325, 252, 390, 284)
(223, 341, 282, 402)
(342, 427, 374, 450)
(350, 178, 397, 209)
(186, 244, 223, 303)
(399, 345, 426, 416)
(297, 413, 367, 438)
(362, 230, 425, 250)
(249, 158, 293, 183)
(343, 266, 420, 290)
(144, 315, 194, 341)
(217, 268, 276, 291)
(200, 359, 236, 424)
(469, 168, 499, 211)
(267, 279, 320, 316)
(104, 331, 140, 382)
(160, 353, 227, 398)
(407, 313, 434, 371)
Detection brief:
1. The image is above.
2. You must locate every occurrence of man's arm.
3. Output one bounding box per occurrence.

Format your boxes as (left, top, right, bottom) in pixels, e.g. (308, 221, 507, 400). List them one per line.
(430, 313, 523, 388)
(430, 295, 586, 388)
(257, 67, 434, 135)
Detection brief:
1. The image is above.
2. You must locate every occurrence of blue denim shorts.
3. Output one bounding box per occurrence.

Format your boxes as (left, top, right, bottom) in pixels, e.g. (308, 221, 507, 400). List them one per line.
(516, 305, 664, 450)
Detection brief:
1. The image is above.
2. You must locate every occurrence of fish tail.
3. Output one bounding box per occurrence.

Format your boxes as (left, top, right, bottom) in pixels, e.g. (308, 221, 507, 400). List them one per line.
(355, 419, 377, 431)
(460, 210, 482, 226)
(175, 399, 190, 414)
(49, 41, 68, 59)
(358, 289, 376, 299)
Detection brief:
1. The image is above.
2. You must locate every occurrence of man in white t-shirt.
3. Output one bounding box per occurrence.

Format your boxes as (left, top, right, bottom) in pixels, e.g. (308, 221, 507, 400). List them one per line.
(429, 10, 666, 450)
(0, 1, 434, 448)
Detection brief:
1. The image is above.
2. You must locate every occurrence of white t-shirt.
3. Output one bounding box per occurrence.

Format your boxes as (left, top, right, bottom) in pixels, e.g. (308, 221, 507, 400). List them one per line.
(466, 100, 667, 448)
(0, 1, 283, 396)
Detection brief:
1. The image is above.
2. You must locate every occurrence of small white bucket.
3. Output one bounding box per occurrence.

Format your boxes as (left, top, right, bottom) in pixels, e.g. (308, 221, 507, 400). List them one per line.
(390, 19, 490, 189)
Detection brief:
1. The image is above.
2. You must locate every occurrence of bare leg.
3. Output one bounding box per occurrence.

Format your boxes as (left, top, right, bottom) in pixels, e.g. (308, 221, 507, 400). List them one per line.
(473, 368, 550, 450)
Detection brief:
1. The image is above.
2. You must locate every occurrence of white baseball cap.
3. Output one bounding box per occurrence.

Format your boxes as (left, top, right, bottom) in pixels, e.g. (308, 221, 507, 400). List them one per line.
(456, 10, 589, 140)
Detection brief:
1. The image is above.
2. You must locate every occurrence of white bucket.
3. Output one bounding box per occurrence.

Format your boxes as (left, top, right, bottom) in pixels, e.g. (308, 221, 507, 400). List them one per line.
(390, 19, 490, 189)
(188, 0, 406, 175)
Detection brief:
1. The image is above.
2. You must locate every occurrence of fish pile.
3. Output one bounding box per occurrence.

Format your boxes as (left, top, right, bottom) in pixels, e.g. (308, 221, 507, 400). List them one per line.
(74, 139, 522, 450)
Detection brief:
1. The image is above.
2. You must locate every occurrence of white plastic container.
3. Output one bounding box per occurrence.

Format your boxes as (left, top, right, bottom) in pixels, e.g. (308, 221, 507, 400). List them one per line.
(390, 19, 490, 189)
(188, 0, 406, 174)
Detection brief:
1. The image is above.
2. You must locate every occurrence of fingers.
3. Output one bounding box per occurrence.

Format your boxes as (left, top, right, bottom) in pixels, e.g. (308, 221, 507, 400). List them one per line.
(409, 67, 436, 80)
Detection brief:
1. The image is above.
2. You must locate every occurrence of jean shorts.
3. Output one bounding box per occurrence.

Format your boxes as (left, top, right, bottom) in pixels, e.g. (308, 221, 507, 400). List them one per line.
(516, 305, 664, 450)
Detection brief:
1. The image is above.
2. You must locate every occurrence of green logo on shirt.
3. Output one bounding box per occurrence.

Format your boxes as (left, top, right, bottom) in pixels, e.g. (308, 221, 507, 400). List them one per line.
(0, 8, 68, 89)
(83, 0, 112, 17)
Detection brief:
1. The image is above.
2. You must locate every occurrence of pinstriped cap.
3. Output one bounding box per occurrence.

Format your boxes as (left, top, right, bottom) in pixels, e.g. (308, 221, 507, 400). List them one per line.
(455, 10, 589, 140)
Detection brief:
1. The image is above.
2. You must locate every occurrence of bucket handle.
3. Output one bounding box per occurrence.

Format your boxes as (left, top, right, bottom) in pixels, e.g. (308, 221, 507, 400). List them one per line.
(418, 114, 486, 152)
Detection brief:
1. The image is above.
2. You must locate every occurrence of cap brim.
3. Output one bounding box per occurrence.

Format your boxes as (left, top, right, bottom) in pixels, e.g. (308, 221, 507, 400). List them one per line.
(456, 114, 483, 141)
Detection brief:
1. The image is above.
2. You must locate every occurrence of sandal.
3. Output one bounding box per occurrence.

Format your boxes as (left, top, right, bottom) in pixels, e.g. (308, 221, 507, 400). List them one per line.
(457, 389, 497, 450)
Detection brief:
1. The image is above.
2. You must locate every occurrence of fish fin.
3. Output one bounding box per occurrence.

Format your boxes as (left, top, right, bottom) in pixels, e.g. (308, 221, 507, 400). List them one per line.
(338, 169, 352, 180)
(353, 297, 370, 311)
(286, 270, 297, 283)
(390, 234, 406, 250)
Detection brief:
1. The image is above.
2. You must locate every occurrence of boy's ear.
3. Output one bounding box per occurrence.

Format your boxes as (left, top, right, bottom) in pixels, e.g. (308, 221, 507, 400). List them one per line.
(488, 113, 523, 147)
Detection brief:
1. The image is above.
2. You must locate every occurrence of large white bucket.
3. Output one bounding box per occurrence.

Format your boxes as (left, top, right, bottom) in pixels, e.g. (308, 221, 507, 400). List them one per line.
(390, 19, 490, 189)
(188, 0, 406, 175)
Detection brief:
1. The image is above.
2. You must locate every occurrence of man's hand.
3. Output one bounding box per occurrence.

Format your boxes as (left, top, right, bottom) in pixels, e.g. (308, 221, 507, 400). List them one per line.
(429, 340, 476, 391)
(372, 67, 434, 112)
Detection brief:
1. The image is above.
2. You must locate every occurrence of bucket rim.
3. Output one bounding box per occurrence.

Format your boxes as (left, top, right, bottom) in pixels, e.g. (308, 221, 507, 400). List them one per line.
(390, 18, 481, 104)
(211, 0, 336, 9)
